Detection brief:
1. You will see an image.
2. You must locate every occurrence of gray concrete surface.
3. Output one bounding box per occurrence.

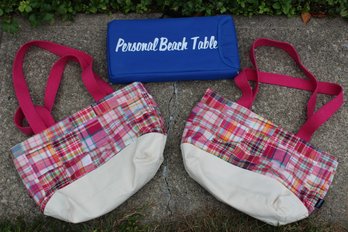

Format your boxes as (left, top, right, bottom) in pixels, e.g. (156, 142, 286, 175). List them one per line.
(0, 14, 347, 227)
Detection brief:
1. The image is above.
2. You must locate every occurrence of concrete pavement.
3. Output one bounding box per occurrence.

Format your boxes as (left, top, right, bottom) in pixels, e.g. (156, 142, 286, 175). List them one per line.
(0, 14, 347, 227)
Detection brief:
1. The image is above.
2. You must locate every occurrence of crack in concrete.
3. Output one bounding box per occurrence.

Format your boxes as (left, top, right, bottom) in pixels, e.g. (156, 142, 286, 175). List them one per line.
(165, 82, 178, 133)
(162, 82, 178, 216)
(162, 165, 173, 216)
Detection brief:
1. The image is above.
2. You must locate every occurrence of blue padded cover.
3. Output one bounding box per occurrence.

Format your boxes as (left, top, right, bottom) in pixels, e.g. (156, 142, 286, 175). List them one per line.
(107, 15, 240, 83)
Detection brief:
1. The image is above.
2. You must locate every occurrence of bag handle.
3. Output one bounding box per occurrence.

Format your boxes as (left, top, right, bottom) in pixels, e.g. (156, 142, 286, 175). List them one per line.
(12, 40, 114, 135)
(235, 38, 344, 142)
(237, 38, 319, 118)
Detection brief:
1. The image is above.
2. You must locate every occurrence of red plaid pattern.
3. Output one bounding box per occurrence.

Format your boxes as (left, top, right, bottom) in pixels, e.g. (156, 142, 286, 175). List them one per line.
(182, 88, 338, 213)
(11, 82, 166, 211)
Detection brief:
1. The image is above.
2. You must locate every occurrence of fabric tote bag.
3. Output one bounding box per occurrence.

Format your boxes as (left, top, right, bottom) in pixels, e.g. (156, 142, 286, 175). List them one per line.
(181, 38, 344, 225)
(10, 41, 167, 223)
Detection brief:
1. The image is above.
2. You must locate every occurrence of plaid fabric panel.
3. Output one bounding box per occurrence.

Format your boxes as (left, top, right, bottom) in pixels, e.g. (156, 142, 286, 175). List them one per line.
(12, 82, 166, 211)
(78, 119, 110, 152)
(182, 88, 338, 213)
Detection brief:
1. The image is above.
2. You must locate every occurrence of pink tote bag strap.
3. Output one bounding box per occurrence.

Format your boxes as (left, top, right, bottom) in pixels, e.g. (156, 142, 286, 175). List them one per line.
(235, 39, 344, 142)
(238, 38, 319, 118)
(12, 40, 114, 135)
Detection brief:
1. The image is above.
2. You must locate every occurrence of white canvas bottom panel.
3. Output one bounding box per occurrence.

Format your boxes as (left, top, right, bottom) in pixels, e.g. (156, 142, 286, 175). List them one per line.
(181, 143, 308, 226)
(44, 133, 167, 223)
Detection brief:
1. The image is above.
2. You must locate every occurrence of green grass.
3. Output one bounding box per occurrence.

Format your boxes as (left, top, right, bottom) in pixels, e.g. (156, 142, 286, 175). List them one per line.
(1, 0, 348, 33)
(0, 208, 346, 232)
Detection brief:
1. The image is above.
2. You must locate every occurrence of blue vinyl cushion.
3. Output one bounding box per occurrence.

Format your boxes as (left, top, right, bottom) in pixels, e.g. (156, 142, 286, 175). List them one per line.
(107, 15, 240, 83)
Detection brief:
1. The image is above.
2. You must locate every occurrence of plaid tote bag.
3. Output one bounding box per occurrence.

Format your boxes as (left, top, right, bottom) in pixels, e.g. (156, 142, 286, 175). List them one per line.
(10, 41, 167, 223)
(181, 38, 344, 225)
